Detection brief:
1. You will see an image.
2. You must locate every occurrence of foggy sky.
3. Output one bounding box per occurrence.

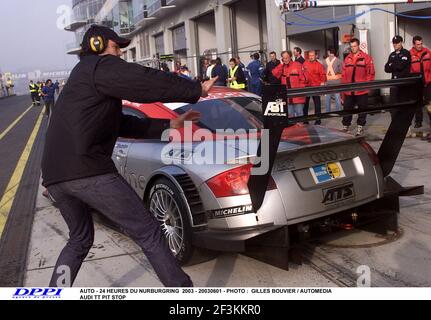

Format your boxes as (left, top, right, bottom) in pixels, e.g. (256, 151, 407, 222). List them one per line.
(0, 0, 79, 73)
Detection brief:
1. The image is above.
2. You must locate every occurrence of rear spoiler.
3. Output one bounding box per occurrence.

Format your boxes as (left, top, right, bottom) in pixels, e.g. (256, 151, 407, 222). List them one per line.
(248, 76, 424, 212)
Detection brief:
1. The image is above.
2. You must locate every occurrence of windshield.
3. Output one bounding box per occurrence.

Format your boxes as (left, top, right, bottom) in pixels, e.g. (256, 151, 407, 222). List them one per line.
(174, 97, 263, 132)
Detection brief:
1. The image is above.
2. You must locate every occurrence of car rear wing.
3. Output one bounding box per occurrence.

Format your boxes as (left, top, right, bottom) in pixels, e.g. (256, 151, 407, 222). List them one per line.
(248, 75, 424, 212)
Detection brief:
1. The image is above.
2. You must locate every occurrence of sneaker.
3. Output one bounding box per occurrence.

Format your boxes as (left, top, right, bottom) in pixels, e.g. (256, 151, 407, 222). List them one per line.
(342, 125, 350, 133)
(420, 133, 430, 141)
(406, 126, 413, 138)
(42, 190, 49, 198)
(355, 125, 364, 136)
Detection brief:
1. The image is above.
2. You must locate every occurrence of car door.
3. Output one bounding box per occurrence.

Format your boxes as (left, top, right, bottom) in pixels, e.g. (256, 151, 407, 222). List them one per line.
(113, 107, 146, 175)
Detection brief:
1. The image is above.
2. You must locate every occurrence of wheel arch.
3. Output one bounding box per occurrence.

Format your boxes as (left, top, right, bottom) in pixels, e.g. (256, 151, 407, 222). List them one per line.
(144, 166, 207, 229)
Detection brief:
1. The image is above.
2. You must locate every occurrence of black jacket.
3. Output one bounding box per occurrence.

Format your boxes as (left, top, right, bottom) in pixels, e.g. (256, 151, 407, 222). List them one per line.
(384, 48, 411, 79)
(41, 54, 201, 187)
(264, 60, 281, 84)
(295, 56, 305, 64)
(211, 64, 228, 86)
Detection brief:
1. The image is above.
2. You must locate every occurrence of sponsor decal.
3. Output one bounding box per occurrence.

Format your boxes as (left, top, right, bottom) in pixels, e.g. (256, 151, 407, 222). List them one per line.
(155, 184, 174, 195)
(322, 182, 355, 205)
(264, 99, 287, 117)
(13, 288, 63, 299)
(211, 205, 254, 219)
(164, 149, 193, 161)
(311, 162, 345, 184)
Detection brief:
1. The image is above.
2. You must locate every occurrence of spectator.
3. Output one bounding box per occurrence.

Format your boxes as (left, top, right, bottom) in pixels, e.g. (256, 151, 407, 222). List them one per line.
(294, 47, 305, 64)
(410, 35, 431, 138)
(236, 56, 249, 90)
(272, 50, 306, 117)
(211, 57, 228, 86)
(303, 50, 326, 124)
(55, 80, 60, 95)
(264, 51, 281, 85)
(323, 48, 343, 113)
(228, 58, 246, 90)
(247, 52, 265, 96)
(207, 59, 216, 80)
(179, 66, 192, 80)
(41, 79, 59, 117)
(341, 38, 375, 136)
(384, 36, 411, 121)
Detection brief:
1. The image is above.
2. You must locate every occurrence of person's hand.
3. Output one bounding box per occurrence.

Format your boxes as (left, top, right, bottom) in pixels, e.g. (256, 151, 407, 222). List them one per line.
(201, 76, 218, 97)
(170, 109, 201, 129)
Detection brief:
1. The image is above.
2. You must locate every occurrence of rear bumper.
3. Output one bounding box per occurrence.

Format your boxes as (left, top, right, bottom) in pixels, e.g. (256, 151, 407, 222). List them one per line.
(192, 224, 285, 252)
(192, 179, 424, 253)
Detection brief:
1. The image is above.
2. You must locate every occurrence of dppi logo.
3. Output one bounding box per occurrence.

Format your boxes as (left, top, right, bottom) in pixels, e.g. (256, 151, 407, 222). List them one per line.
(13, 288, 63, 299)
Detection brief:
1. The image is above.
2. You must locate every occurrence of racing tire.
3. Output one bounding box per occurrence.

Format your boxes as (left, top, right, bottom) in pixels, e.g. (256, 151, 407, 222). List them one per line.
(148, 177, 194, 264)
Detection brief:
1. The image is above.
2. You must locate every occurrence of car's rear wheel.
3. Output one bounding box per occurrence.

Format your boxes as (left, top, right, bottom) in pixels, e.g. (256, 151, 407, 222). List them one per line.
(148, 177, 193, 264)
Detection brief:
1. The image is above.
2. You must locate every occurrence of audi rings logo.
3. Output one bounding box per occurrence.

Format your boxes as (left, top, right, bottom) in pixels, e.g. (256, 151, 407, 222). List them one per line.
(310, 151, 338, 163)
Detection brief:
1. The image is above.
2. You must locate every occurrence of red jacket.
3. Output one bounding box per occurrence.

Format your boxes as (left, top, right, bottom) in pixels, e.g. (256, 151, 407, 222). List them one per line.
(303, 60, 326, 87)
(342, 50, 375, 96)
(272, 61, 306, 104)
(410, 47, 431, 85)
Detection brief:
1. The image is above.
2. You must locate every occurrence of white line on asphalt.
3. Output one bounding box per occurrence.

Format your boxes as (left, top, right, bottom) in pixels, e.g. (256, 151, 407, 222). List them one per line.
(0, 104, 34, 141)
(0, 108, 44, 238)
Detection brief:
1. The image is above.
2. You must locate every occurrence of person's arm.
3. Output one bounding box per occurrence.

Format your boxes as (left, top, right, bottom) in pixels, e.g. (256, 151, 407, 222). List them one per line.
(319, 63, 326, 84)
(384, 54, 394, 74)
(95, 55, 202, 104)
(367, 56, 376, 81)
(341, 59, 348, 83)
(272, 63, 284, 79)
(395, 51, 411, 72)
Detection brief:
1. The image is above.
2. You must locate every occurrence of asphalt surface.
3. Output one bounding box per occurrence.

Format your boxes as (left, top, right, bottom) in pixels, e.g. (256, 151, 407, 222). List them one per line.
(0, 95, 47, 286)
(23, 106, 431, 287)
(0, 94, 430, 287)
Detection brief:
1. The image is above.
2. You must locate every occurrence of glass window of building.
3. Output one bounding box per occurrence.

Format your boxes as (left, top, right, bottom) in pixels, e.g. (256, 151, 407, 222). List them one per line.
(154, 33, 165, 55)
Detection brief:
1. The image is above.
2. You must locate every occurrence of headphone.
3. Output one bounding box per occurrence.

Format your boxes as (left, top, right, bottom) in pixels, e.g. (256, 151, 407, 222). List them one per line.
(89, 35, 106, 54)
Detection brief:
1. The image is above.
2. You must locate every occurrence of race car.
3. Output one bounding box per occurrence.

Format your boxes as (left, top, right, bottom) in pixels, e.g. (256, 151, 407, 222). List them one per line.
(113, 87, 385, 264)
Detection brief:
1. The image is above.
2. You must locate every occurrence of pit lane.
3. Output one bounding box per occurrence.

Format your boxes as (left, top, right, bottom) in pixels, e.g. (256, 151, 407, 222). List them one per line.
(0, 95, 430, 287)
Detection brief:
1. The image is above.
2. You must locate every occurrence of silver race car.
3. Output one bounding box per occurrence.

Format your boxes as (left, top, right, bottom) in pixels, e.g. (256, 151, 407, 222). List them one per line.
(113, 87, 386, 265)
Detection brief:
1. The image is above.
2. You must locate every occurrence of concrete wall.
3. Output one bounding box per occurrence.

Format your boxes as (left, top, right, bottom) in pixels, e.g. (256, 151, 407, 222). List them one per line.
(196, 12, 217, 55)
(398, 12, 431, 49)
(289, 30, 329, 62)
(233, 0, 268, 63)
(358, 4, 396, 80)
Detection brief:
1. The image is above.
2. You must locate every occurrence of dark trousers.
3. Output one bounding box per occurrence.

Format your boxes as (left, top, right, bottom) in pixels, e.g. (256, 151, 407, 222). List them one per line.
(45, 100, 54, 117)
(390, 84, 431, 124)
(342, 94, 368, 127)
(389, 86, 422, 123)
(47, 173, 193, 287)
(304, 96, 322, 123)
(414, 84, 431, 124)
(31, 92, 38, 104)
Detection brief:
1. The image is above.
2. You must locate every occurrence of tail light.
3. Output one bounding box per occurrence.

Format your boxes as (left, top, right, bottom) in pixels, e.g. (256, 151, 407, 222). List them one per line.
(360, 140, 379, 165)
(206, 164, 277, 198)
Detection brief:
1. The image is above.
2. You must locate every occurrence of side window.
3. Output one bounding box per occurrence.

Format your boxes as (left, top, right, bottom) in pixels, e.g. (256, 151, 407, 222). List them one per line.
(122, 107, 147, 119)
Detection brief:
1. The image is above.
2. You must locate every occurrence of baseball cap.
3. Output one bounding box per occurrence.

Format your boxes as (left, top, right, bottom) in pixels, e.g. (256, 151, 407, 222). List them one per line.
(82, 25, 131, 51)
(392, 35, 403, 44)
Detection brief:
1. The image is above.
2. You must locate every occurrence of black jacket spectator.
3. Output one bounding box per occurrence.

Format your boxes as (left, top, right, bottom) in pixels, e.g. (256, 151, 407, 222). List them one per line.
(211, 61, 228, 86)
(265, 59, 281, 84)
